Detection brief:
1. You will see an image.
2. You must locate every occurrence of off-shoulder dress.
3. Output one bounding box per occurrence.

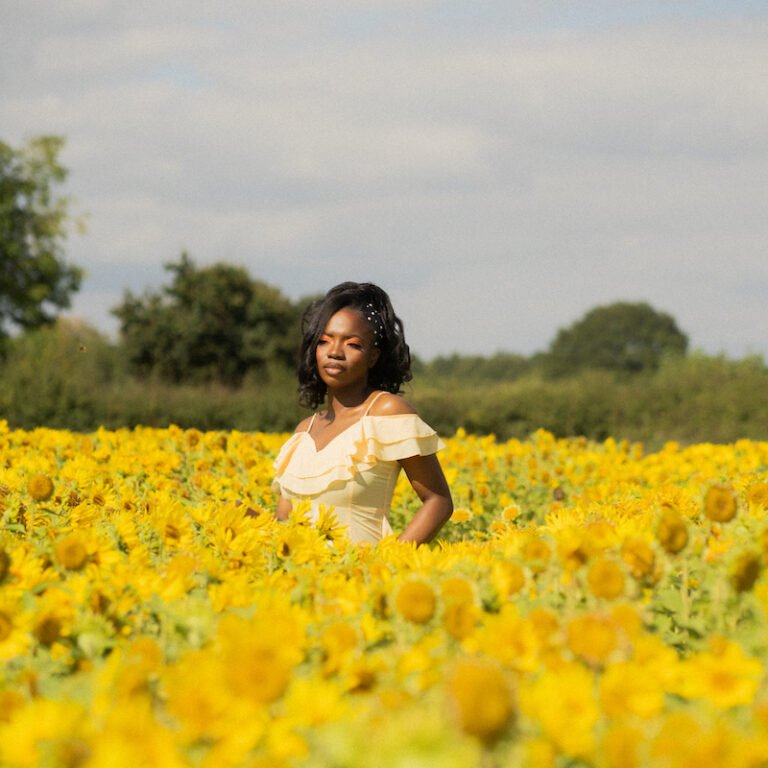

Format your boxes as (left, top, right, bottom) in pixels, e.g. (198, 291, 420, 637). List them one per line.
(272, 392, 445, 544)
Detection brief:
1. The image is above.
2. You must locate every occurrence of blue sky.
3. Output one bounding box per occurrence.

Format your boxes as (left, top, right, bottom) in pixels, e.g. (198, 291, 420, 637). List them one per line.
(2, 1, 767, 359)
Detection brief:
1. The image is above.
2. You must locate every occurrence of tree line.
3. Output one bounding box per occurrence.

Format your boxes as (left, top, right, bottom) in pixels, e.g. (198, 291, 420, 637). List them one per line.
(2, 135, 766, 445)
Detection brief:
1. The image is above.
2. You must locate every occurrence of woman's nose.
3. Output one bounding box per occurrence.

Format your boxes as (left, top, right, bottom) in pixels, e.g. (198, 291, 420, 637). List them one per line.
(328, 340, 344, 358)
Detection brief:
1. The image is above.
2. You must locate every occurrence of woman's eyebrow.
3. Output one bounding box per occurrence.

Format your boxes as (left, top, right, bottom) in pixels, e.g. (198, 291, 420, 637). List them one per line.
(321, 332, 366, 339)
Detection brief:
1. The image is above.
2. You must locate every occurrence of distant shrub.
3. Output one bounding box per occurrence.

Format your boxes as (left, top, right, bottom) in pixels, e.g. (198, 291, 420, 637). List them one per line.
(3, 322, 766, 445)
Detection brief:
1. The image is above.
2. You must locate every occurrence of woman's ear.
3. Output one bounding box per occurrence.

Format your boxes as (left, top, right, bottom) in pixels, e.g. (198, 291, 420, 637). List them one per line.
(369, 348, 381, 368)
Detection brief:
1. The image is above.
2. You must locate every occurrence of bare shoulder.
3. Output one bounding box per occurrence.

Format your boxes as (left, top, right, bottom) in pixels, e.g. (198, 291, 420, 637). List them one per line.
(368, 392, 417, 416)
(294, 415, 314, 433)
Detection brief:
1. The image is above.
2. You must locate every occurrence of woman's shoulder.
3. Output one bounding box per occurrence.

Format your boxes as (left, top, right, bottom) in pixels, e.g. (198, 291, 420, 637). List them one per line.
(364, 391, 443, 459)
(367, 391, 417, 417)
(294, 415, 317, 433)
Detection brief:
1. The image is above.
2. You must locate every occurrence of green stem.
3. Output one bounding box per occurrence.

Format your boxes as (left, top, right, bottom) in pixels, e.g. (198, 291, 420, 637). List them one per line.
(27, 501, 36, 542)
(710, 574, 727, 636)
(680, 560, 690, 626)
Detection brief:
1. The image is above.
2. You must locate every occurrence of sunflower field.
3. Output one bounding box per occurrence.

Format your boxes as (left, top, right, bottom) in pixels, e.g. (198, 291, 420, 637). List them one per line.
(2, 420, 768, 767)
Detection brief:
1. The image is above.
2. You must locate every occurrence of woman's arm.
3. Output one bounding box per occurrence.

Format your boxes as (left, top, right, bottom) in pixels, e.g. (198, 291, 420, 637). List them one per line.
(275, 495, 292, 521)
(397, 453, 453, 544)
(273, 415, 313, 521)
(367, 392, 452, 543)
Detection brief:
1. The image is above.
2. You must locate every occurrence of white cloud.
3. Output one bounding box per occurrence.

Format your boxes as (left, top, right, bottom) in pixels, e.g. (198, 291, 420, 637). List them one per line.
(3, 4, 768, 358)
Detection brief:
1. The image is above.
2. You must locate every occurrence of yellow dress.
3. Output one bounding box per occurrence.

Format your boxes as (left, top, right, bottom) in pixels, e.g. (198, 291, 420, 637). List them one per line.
(272, 403, 445, 545)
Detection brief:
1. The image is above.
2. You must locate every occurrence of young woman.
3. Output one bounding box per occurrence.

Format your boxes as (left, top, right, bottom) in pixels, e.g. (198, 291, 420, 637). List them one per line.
(272, 282, 453, 545)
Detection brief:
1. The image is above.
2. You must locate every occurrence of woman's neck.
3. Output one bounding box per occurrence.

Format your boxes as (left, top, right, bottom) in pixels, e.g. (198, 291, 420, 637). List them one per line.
(325, 385, 374, 416)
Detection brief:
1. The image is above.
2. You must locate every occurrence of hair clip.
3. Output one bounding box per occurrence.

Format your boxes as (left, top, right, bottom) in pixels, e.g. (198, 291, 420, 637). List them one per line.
(363, 302, 385, 345)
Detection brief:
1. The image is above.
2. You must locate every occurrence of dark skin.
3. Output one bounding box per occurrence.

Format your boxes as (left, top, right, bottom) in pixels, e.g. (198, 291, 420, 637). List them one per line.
(276, 307, 453, 544)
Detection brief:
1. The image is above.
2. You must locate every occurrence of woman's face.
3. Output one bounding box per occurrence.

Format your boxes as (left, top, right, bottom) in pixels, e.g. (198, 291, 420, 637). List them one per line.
(315, 308, 380, 390)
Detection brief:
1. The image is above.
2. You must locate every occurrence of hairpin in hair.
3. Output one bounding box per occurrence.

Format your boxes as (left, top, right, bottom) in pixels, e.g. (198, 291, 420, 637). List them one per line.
(363, 302, 385, 346)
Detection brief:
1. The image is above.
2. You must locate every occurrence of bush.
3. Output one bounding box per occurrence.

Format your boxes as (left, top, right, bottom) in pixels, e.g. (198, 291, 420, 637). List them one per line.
(0, 320, 119, 430)
(3, 322, 766, 446)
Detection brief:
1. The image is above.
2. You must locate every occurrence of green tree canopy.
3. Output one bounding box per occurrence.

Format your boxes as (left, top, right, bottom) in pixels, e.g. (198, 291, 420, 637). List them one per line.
(415, 352, 531, 382)
(113, 253, 301, 385)
(0, 136, 82, 343)
(545, 301, 689, 376)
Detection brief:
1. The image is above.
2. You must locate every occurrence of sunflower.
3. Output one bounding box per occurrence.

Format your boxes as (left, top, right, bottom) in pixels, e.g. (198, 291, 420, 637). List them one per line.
(54, 534, 89, 571)
(586, 557, 626, 600)
(27, 474, 54, 502)
(746, 481, 768, 509)
(396, 580, 437, 624)
(620, 537, 656, 580)
(0, 549, 10, 583)
(730, 551, 761, 593)
(566, 613, 619, 667)
(447, 658, 515, 744)
(656, 508, 688, 554)
(704, 484, 738, 523)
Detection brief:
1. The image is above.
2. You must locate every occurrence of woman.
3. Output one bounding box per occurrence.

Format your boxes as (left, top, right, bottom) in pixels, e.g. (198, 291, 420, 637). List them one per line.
(273, 282, 453, 545)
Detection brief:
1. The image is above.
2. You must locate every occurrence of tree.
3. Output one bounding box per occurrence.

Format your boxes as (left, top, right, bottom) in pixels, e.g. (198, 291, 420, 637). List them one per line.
(545, 302, 688, 376)
(113, 253, 300, 385)
(418, 352, 531, 382)
(0, 136, 82, 344)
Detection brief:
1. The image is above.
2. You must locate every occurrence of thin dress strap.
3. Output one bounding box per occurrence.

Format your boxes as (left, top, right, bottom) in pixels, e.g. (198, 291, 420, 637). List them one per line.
(363, 391, 387, 416)
(304, 412, 318, 432)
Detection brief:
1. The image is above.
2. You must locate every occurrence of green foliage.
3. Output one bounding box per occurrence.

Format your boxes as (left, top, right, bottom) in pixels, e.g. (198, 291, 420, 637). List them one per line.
(0, 320, 119, 430)
(1, 323, 766, 444)
(0, 136, 82, 343)
(0, 319, 304, 432)
(112, 253, 301, 385)
(545, 301, 689, 376)
(410, 354, 768, 447)
(414, 352, 531, 382)
(0, 311, 766, 444)
(409, 372, 617, 442)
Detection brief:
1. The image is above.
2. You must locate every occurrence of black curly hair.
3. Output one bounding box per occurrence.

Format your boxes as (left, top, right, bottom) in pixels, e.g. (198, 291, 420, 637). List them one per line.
(297, 282, 412, 409)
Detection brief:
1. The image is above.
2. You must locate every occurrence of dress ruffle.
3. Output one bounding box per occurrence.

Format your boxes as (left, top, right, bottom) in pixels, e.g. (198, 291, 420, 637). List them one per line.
(273, 414, 444, 498)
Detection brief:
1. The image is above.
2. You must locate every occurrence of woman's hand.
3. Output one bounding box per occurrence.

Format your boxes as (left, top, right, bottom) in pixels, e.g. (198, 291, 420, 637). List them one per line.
(276, 495, 292, 521)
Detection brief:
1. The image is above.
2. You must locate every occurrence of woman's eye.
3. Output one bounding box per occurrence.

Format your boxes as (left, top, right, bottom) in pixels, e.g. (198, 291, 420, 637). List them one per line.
(317, 338, 329, 346)
(347, 341, 363, 350)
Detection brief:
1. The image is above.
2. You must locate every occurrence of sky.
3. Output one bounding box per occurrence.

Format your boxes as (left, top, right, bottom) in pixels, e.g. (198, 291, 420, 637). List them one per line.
(2, 0, 767, 360)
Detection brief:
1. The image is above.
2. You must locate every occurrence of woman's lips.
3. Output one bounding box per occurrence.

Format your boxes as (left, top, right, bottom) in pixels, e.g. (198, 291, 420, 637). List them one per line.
(323, 364, 344, 375)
